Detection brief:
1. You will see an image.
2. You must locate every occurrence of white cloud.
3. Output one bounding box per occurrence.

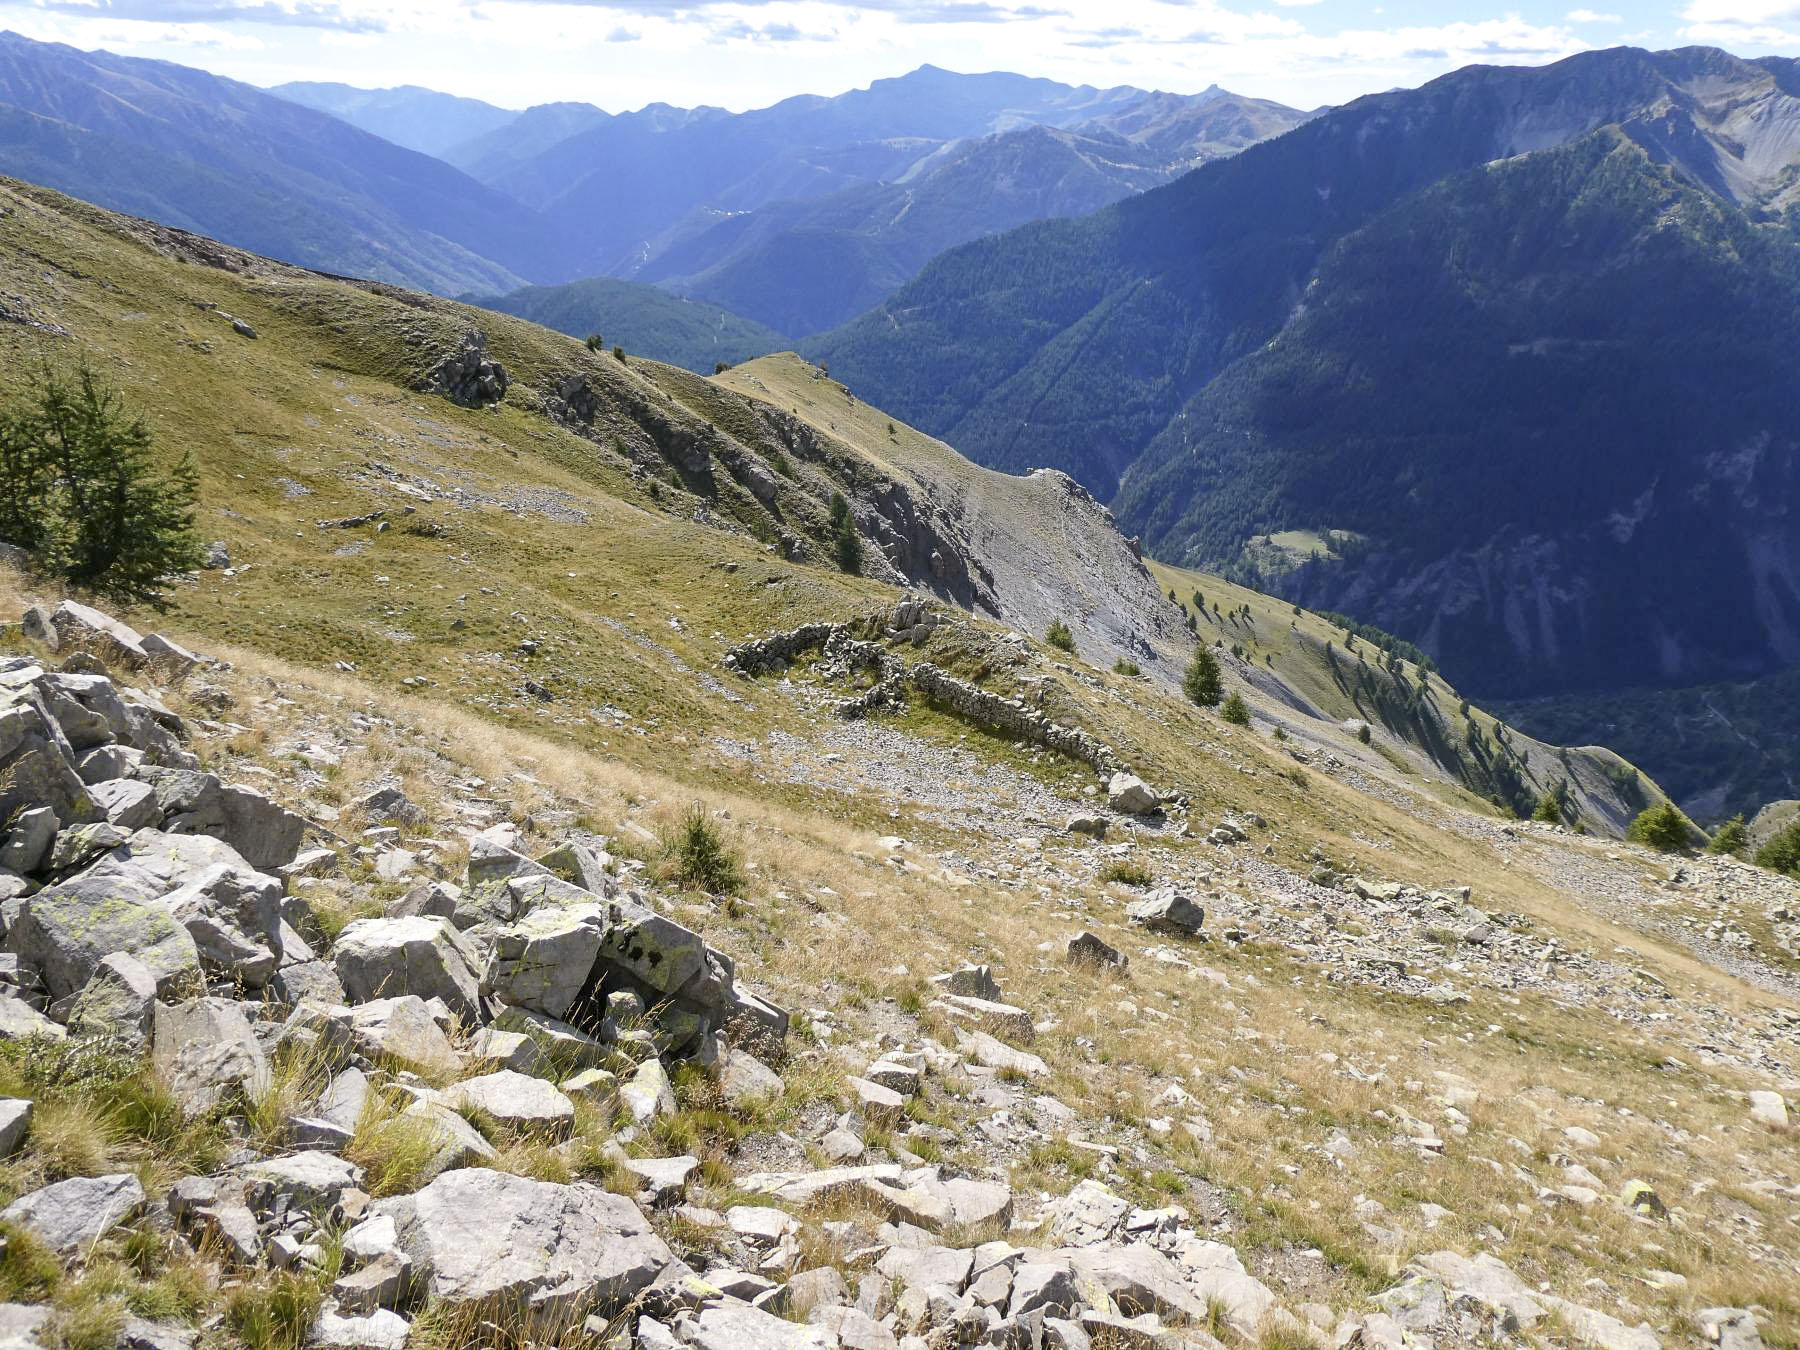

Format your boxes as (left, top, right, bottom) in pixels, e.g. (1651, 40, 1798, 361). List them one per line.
(1566, 9, 1620, 22)
(1682, 0, 1800, 21)
(0, 0, 1607, 113)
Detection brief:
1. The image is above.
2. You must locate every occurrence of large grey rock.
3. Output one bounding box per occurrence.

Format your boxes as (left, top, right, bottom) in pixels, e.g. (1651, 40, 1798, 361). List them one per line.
(0, 808, 56, 875)
(1048, 1180, 1131, 1247)
(865, 1171, 1013, 1234)
(0, 997, 63, 1042)
(346, 996, 461, 1077)
(158, 863, 285, 988)
(1, 1172, 144, 1252)
(36, 673, 132, 751)
(1066, 932, 1127, 970)
(215, 786, 306, 871)
(683, 1302, 835, 1349)
(66, 951, 157, 1048)
(737, 1164, 905, 1208)
(334, 916, 482, 1021)
(1, 671, 98, 807)
(87, 779, 159, 831)
(0, 1101, 29, 1159)
(381, 1168, 673, 1321)
(443, 1070, 576, 1136)
(1126, 888, 1204, 937)
(930, 964, 1001, 1002)
(46, 821, 132, 873)
(275, 959, 348, 1008)
(1410, 1251, 1545, 1332)
(462, 832, 552, 923)
(1748, 1090, 1789, 1128)
(11, 868, 201, 1000)
(1172, 1238, 1277, 1336)
(308, 1305, 411, 1350)
(719, 1048, 783, 1106)
(153, 997, 269, 1113)
(620, 1057, 676, 1126)
(0, 1303, 48, 1349)
(1106, 773, 1160, 815)
(241, 1152, 365, 1215)
(481, 898, 606, 1019)
(135, 771, 304, 871)
(1062, 1243, 1212, 1325)
(597, 895, 714, 1004)
(47, 601, 148, 665)
(491, 1006, 606, 1070)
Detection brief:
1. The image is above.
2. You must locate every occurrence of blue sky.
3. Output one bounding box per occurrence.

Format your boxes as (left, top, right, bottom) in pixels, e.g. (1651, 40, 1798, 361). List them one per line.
(0, 1, 1780, 112)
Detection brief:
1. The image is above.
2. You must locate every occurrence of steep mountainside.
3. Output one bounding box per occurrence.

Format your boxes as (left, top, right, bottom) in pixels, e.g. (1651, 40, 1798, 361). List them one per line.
(812, 46, 1800, 812)
(635, 92, 1310, 336)
(0, 175, 1655, 835)
(4, 177, 1798, 1350)
(0, 31, 560, 292)
(271, 81, 518, 157)
(7, 178, 1798, 1350)
(470, 277, 792, 374)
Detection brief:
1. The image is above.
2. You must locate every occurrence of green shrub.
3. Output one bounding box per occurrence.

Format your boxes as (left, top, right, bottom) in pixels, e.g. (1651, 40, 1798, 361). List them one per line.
(1706, 814, 1748, 856)
(1532, 792, 1563, 824)
(1100, 861, 1153, 887)
(1754, 818, 1800, 876)
(1, 360, 202, 607)
(1357, 723, 1373, 745)
(584, 333, 604, 351)
(664, 805, 743, 895)
(1220, 692, 1251, 726)
(1627, 801, 1697, 854)
(1113, 659, 1140, 677)
(1183, 647, 1222, 707)
(612, 345, 626, 363)
(1046, 619, 1075, 653)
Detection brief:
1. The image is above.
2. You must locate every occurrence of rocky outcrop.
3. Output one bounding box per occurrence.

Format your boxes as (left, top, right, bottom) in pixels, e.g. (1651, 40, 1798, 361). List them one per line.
(422, 331, 508, 409)
(724, 607, 1131, 780)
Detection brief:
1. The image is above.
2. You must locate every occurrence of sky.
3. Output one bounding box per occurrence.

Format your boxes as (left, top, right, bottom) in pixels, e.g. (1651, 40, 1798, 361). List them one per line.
(0, 1, 1787, 113)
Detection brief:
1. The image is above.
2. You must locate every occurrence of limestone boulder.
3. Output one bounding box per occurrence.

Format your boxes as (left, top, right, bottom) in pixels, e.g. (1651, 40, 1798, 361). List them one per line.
(154, 998, 270, 1113)
(481, 898, 607, 1019)
(443, 1070, 576, 1137)
(333, 916, 482, 1021)
(346, 996, 461, 1077)
(381, 1168, 673, 1322)
(11, 866, 201, 1000)
(1106, 773, 1160, 815)
(1, 1172, 144, 1252)
(1126, 888, 1205, 937)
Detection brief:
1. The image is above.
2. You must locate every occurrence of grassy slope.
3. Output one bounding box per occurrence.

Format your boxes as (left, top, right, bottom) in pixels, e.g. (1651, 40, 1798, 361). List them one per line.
(1150, 561, 1666, 835)
(3, 178, 1797, 1340)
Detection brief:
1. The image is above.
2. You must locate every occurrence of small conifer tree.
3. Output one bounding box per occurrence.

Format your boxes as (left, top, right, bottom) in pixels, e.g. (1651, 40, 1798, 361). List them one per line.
(1183, 647, 1222, 707)
(0, 360, 202, 607)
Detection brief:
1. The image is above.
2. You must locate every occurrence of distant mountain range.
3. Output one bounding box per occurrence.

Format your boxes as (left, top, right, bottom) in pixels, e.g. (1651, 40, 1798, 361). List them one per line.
(628, 89, 1310, 335)
(812, 44, 1800, 818)
(0, 31, 557, 293)
(272, 81, 518, 158)
(0, 31, 1306, 341)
